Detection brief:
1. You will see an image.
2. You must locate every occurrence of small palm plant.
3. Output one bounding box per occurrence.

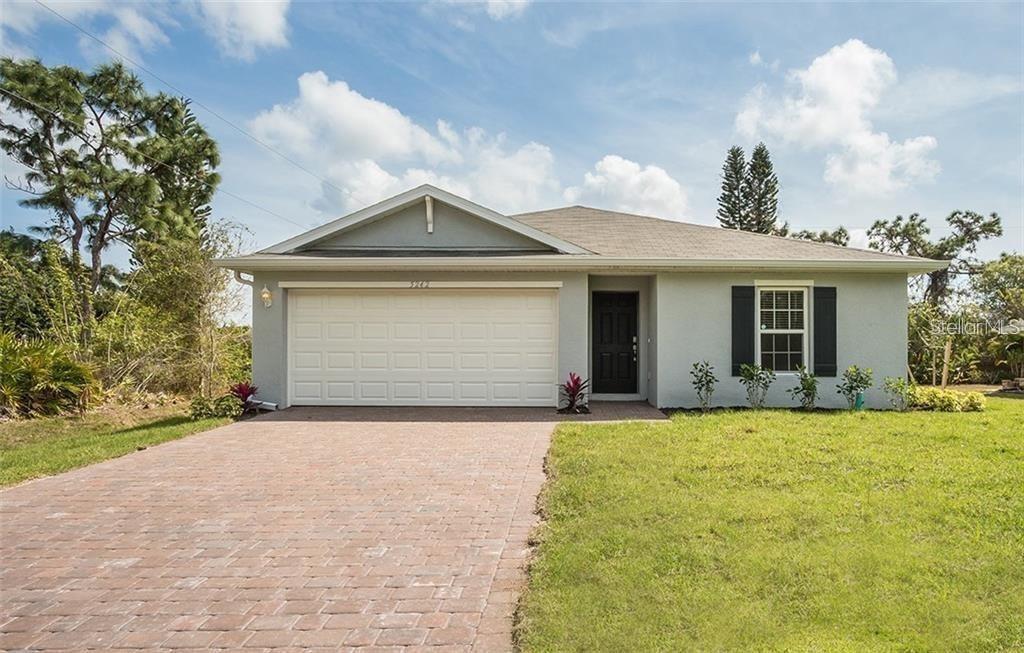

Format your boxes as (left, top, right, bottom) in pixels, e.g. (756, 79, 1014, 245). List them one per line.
(738, 363, 775, 409)
(690, 361, 717, 412)
(559, 372, 590, 414)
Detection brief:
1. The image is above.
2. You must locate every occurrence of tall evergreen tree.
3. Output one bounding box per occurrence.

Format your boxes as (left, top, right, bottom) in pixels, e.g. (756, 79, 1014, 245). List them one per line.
(717, 146, 747, 229)
(0, 58, 220, 346)
(743, 142, 780, 234)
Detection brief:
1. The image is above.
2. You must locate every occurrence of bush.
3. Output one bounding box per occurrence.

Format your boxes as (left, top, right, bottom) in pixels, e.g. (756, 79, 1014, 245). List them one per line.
(883, 377, 914, 411)
(910, 387, 986, 412)
(837, 365, 873, 409)
(787, 366, 819, 410)
(738, 363, 775, 409)
(0, 332, 97, 418)
(189, 394, 243, 420)
(690, 361, 717, 412)
(559, 372, 590, 414)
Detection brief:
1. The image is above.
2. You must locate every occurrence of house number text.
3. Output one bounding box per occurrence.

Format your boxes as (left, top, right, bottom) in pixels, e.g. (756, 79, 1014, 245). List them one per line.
(408, 280, 430, 289)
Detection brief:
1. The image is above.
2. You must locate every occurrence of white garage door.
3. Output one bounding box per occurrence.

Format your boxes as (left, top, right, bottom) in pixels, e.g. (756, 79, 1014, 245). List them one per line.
(287, 289, 559, 406)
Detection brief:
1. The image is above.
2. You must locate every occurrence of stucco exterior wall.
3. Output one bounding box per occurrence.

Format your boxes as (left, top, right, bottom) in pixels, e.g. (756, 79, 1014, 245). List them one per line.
(653, 271, 909, 409)
(250, 271, 588, 408)
(250, 268, 908, 410)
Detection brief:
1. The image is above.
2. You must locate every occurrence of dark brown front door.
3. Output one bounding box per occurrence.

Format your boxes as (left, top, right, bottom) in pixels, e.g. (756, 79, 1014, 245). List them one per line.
(592, 292, 638, 394)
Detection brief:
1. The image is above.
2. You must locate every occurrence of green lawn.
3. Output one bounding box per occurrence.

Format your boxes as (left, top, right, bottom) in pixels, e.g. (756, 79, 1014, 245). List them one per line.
(517, 397, 1024, 652)
(0, 404, 229, 487)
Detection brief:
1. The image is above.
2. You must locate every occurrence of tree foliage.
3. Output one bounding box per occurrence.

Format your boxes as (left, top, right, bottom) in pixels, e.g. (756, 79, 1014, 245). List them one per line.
(0, 58, 220, 345)
(717, 146, 747, 230)
(717, 143, 781, 234)
(790, 227, 850, 247)
(867, 211, 1002, 306)
(743, 142, 780, 234)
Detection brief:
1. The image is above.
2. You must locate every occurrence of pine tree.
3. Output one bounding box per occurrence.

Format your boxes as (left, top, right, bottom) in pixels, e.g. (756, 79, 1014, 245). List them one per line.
(743, 142, 780, 234)
(717, 146, 747, 229)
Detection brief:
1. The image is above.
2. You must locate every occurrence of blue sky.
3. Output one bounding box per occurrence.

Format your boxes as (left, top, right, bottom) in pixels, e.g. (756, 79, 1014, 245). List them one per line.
(2, 0, 1022, 265)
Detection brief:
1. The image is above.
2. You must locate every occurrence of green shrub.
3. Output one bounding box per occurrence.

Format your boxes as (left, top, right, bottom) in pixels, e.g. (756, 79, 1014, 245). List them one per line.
(787, 366, 819, 410)
(882, 377, 914, 412)
(837, 365, 873, 409)
(0, 332, 97, 418)
(690, 361, 717, 412)
(910, 387, 986, 412)
(189, 394, 243, 420)
(738, 363, 775, 409)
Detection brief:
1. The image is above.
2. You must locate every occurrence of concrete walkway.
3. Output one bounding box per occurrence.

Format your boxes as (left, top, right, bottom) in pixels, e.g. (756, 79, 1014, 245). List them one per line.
(0, 403, 664, 651)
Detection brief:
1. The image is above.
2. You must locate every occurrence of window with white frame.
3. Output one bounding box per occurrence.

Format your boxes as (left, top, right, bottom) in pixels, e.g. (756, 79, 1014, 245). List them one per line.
(757, 288, 807, 372)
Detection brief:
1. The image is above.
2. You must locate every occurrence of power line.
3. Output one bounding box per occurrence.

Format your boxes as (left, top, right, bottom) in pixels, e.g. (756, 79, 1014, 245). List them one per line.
(34, 0, 348, 198)
(0, 86, 309, 230)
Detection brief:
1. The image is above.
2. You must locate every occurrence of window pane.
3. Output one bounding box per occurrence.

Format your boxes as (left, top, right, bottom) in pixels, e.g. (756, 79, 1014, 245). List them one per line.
(789, 333, 802, 351)
(761, 334, 773, 351)
(760, 291, 774, 310)
(791, 309, 804, 329)
(792, 352, 803, 368)
(776, 292, 789, 309)
(774, 353, 789, 371)
(761, 353, 772, 368)
(761, 312, 774, 330)
(790, 291, 804, 309)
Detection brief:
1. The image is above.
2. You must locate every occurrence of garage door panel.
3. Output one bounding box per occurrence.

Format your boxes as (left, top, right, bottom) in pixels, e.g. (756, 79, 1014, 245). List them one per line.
(288, 289, 558, 406)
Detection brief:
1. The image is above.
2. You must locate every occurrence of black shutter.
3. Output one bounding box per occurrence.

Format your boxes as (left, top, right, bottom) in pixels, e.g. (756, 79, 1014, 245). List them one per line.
(813, 286, 837, 377)
(731, 286, 755, 376)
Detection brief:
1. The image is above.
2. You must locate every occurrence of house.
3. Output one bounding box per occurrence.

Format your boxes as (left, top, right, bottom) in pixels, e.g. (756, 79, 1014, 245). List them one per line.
(215, 185, 944, 409)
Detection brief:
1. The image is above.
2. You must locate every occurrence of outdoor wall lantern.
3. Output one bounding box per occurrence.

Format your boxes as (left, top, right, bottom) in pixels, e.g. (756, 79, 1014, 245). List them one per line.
(260, 285, 273, 308)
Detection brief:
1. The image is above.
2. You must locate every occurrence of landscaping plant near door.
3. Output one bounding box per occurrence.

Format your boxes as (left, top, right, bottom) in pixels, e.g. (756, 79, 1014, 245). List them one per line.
(838, 365, 873, 409)
(738, 363, 775, 408)
(690, 361, 718, 412)
(883, 377, 914, 411)
(787, 366, 819, 410)
(559, 372, 590, 414)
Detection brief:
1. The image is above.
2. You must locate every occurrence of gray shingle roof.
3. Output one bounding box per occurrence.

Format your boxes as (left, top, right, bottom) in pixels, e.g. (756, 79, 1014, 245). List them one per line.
(513, 205, 929, 263)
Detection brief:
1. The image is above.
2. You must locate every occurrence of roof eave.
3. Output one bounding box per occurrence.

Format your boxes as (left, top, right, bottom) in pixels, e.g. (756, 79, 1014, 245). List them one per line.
(215, 255, 947, 275)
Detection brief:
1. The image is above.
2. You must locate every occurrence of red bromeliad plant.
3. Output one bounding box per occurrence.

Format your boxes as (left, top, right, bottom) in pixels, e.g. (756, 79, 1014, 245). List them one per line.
(559, 372, 590, 413)
(229, 381, 258, 404)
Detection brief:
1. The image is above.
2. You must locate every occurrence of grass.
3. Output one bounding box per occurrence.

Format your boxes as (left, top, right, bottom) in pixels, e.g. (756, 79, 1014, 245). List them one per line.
(0, 403, 229, 487)
(517, 398, 1024, 652)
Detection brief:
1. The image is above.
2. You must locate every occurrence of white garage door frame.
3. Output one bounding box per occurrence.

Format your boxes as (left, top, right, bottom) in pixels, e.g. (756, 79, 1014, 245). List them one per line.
(284, 281, 562, 407)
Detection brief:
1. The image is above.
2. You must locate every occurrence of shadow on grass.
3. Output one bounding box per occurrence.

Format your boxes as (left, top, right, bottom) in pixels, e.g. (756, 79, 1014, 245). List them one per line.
(109, 415, 195, 436)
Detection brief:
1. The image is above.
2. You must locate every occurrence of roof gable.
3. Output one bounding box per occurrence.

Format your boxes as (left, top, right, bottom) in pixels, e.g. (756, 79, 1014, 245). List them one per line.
(261, 185, 590, 255)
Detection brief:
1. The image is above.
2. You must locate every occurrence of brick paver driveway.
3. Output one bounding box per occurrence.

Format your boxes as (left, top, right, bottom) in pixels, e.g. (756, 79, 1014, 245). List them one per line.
(2, 406, 605, 652)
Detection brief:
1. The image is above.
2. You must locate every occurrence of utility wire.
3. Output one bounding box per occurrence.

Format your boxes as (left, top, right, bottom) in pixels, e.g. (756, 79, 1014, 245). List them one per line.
(0, 86, 309, 230)
(33, 0, 348, 197)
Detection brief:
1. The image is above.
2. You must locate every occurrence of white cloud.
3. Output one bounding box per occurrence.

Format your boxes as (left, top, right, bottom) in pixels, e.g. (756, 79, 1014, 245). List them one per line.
(748, 49, 779, 72)
(250, 73, 690, 220)
(736, 39, 940, 195)
(542, 14, 616, 48)
(430, 0, 530, 27)
(564, 155, 689, 220)
(483, 0, 531, 19)
(877, 68, 1022, 121)
(250, 71, 459, 165)
(253, 72, 563, 215)
(0, 0, 290, 62)
(194, 0, 290, 61)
